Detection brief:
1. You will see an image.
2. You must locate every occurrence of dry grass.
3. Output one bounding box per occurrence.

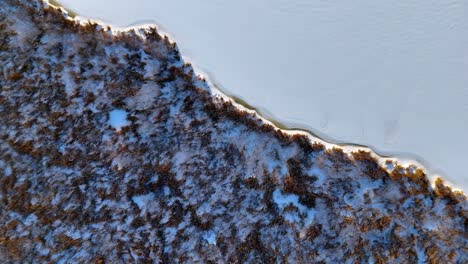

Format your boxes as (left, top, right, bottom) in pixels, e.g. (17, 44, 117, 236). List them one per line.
(48, 0, 78, 18)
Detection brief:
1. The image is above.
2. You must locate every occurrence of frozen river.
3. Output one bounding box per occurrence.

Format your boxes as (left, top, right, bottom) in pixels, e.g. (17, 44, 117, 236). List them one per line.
(57, 0, 468, 192)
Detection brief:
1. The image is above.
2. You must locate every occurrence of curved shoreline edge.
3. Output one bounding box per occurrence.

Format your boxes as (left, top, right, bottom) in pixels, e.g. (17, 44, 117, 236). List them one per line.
(45, 0, 465, 197)
(0, 0, 466, 261)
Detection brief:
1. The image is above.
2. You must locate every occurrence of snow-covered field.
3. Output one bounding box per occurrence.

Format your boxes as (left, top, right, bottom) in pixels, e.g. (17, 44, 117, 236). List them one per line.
(58, 0, 468, 192)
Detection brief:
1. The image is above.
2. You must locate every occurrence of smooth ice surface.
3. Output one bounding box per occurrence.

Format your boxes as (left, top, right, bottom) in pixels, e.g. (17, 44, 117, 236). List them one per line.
(109, 109, 129, 131)
(58, 0, 468, 192)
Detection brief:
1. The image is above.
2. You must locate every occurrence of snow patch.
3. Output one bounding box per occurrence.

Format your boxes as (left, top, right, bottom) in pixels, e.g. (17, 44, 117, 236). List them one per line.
(143, 58, 161, 79)
(132, 193, 155, 213)
(10, 18, 38, 49)
(203, 230, 217, 245)
(109, 109, 130, 131)
(24, 214, 38, 225)
(127, 82, 160, 110)
(4, 165, 12, 176)
(273, 189, 315, 226)
(61, 70, 76, 97)
(307, 167, 326, 186)
(196, 202, 212, 216)
(423, 218, 440, 231)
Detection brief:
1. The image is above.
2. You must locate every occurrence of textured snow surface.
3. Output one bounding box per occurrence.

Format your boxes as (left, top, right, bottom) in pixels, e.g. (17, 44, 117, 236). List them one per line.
(0, 0, 466, 263)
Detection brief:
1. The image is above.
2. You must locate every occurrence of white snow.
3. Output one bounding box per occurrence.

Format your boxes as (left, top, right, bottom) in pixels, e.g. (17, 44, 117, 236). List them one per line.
(127, 82, 160, 110)
(203, 230, 217, 245)
(10, 19, 38, 49)
(273, 189, 316, 226)
(4, 165, 12, 176)
(143, 57, 161, 79)
(108, 109, 130, 131)
(273, 189, 302, 210)
(423, 219, 440, 231)
(24, 214, 38, 225)
(61, 70, 76, 97)
(415, 243, 428, 264)
(307, 167, 326, 186)
(132, 193, 155, 213)
(196, 202, 211, 216)
(1, 2, 464, 261)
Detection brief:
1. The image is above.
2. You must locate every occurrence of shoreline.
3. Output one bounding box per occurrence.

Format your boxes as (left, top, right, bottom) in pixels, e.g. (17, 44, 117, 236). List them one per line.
(46, 0, 465, 196)
(1, 1, 466, 261)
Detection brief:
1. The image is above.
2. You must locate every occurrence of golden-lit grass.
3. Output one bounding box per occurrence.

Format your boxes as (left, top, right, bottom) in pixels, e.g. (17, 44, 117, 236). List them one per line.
(48, 0, 78, 18)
